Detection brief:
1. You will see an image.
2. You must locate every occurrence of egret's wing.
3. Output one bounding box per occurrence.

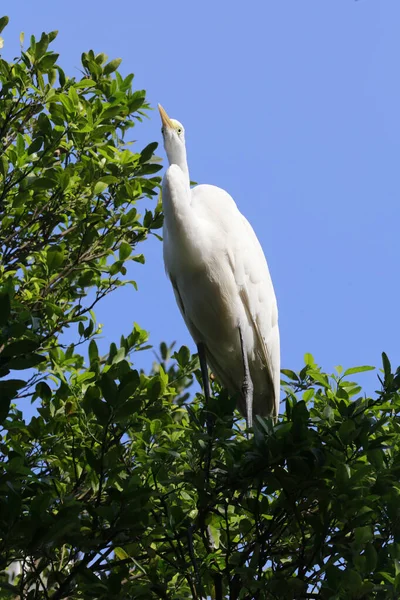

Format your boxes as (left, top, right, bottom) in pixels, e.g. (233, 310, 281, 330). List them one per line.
(236, 215, 280, 417)
(239, 287, 279, 417)
(230, 214, 279, 417)
(169, 275, 203, 344)
(191, 184, 280, 417)
(169, 273, 239, 398)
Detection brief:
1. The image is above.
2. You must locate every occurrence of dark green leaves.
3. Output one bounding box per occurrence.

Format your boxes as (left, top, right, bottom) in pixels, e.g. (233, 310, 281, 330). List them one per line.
(100, 373, 118, 405)
(0, 24, 161, 432)
(6, 353, 45, 369)
(0, 16, 9, 35)
(140, 142, 158, 163)
(174, 345, 191, 367)
(0, 291, 10, 326)
(2, 339, 39, 356)
(37, 53, 59, 70)
(88, 339, 99, 366)
(0, 378, 25, 422)
(382, 351, 391, 380)
(118, 370, 140, 403)
(27, 136, 44, 154)
(0, 378, 25, 397)
(35, 381, 52, 401)
(46, 247, 64, 271)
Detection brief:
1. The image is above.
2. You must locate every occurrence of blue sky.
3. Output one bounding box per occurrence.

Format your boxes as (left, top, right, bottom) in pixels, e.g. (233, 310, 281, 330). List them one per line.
(4, 0, 400, 403)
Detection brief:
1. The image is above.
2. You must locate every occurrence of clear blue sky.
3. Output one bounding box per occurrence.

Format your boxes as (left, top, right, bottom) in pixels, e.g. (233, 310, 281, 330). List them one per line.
(4, 1, 400, 398)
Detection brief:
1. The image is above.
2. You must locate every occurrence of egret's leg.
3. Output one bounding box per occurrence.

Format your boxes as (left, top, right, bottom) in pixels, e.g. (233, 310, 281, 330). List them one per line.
(239, 326, 254, 429)
(197, 342, 212, 435)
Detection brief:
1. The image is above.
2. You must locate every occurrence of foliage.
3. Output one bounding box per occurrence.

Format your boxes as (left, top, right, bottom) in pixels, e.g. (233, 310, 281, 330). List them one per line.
(1, 19, 400, 600)
(0, 18, 163, 417)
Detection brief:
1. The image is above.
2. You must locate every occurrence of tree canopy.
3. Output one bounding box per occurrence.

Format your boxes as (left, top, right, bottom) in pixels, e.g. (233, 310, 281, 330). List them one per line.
(0, 18, 400, 600)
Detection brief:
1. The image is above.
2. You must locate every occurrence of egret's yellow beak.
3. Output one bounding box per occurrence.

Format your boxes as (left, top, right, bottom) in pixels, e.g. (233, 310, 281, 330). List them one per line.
(158, 104, 174, 130)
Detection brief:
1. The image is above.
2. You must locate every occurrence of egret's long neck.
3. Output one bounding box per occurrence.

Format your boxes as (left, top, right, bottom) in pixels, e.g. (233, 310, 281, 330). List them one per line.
(165, 141, 190, 188)
(162, 140, 196, 242)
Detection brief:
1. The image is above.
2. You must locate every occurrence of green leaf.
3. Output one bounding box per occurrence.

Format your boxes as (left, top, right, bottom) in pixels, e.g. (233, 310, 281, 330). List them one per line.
(94, 181, 108, 195)
(27, 136, 44, 154)
(88, 339, 99, 366)
(91, 397, 110, 424)
(114, 547, 129, 560)
(16, 133, 25, 156)
(112, 347, 126, 364)
(208, 524, 220, 549)
(68, 85, 80, 107)
(118, 370, 140, 403)
(175, 345, 190, 367)
(338, 420, 356, 443)
(37, 53, 59, 70)
(0, 155, 8, 177)
(57, 65, 66, 86)
(119, 241, 132, 261)
(138, 163, 162, 175)
(342, 569, 362, 592)
(150, 419, 161, 435)
(103, 58, 122, 75)
(336, 463, 351, 485)
(365, 543, 377, 571)
(0, 378, 26, 400)
(85, 448, 99, 470)
(343, 365, 375, 376)
(46, 247, 64, 271)
(304, 353, 316, 367)
(47, 30, 58, 43)
(132, 254, 145, 264)
(354, 526, 372, 547)
(2, 339, 39, 357)
(102, 106, 123, 120)
(30, 34, 36, 54)
(0, 291, 11, 326)
(0, 16, 9, 34)
(35, 32, 49, 58)
(382, 352, 391, 380)
(139, 142, 158, 164)
(35, 381, 52, 401)
(30, 177, 55, 190)
(110, 261, 123, 275)
(322, 405, 335, 422)
(0, 397, 11, 423)
(100, 373, 118, 404)
(160, 342, 168, 360)
(37, 113, 52, 136)
(281, 369, 299, 381)
(74, 78, 96, 88)
(6, 353, 45, 370)
(302, 388, 314, 402)
(308, 370, 330, 388)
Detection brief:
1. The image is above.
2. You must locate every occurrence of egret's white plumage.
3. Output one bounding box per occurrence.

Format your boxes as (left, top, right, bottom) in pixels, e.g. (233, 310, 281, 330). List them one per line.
(159, 105, 280, 426)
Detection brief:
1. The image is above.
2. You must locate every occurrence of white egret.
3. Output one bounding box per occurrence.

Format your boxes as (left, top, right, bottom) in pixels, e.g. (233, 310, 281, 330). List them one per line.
(159, 105, 280, 427)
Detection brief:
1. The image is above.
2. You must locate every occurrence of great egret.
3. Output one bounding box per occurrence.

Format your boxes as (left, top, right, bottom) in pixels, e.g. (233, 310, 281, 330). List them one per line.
(159, 105, 280, 427)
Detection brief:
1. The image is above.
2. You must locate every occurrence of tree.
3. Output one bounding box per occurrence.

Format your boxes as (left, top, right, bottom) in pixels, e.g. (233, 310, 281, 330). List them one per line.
(1, 18, 400, 600)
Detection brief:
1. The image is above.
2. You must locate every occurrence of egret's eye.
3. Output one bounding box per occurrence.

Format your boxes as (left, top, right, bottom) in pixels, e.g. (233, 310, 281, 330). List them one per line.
(176, 127, 182, 135)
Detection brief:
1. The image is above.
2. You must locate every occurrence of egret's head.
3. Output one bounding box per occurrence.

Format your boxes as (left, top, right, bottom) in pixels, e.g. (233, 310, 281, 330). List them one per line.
(158, 104, 186, 168)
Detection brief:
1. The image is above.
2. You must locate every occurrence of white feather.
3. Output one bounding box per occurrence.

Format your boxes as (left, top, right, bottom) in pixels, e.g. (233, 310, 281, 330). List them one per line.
(159, 109, 280, 424)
